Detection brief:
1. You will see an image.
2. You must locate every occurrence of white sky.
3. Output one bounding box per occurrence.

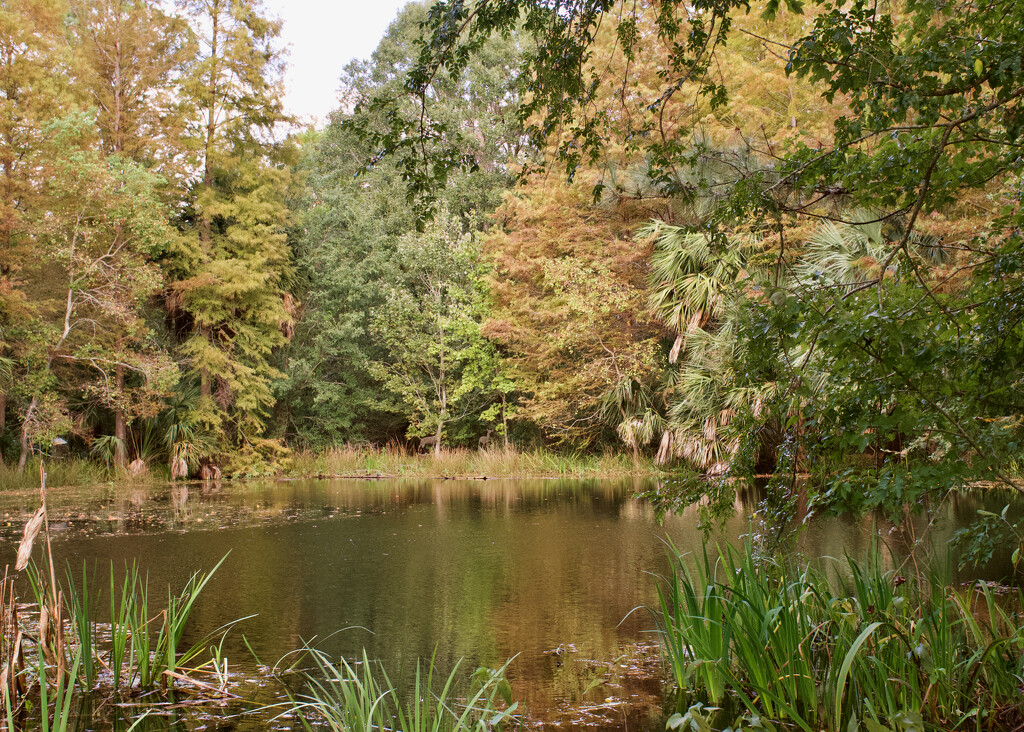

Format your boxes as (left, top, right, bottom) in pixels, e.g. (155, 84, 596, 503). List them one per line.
(263, 0, 414, 126)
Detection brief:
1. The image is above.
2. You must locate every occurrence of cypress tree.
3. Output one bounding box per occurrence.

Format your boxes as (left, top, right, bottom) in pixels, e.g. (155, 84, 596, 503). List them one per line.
(173, 0, 296, 458)
(67, 0, 194, 465)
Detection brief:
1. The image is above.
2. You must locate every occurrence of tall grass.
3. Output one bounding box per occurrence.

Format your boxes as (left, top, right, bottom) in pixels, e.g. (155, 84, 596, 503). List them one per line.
(0, 445, 658, 488)
(0, 457, 169, 490)
(0, 458, 111, 491)
(58, 555, 233, 693)
(288, 445, 655, 478)
(283, 649, 518, 732)
(656, 543, 1024, 731)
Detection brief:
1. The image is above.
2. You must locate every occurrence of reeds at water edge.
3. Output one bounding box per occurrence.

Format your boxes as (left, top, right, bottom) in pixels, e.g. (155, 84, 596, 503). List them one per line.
(0, 461, 242, 729)
(656, 541, 1024, 732)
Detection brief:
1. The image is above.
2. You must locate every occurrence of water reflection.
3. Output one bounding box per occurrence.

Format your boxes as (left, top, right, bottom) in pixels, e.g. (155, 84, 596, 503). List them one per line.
(0, 477, 1016, 731)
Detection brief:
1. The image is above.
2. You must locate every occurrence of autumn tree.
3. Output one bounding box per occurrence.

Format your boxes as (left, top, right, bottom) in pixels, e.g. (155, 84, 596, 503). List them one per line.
(67, 0, 194, 465)
(11, 113, 176, 470)
(171, 0, 296, 461)
(483, 175, 664, 445)
(0, 0, 75, 461)
(68, 0, 194, 172)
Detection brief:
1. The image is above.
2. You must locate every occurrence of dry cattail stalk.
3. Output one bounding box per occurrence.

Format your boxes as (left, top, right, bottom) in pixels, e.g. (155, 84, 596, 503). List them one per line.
(0, 564, 25, 708)
(14, 506, 45, 572)
(38, 603, 53, 667)
(53, 590, 65, 684)
(0, 629, 25, 703)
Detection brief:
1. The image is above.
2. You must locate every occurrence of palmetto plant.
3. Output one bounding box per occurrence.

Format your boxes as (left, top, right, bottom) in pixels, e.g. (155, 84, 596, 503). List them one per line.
(643, 213, 946, 473)
(795, 212, 947, 289)
(149, 384, 213, 477)
(597, 376, 666, 463)
(90, 434, 125, 470)
(642, 222, 769, 471)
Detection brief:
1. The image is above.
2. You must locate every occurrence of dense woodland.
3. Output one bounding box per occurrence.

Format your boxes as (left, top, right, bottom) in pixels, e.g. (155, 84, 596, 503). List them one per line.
(3, 0, 1024, 538)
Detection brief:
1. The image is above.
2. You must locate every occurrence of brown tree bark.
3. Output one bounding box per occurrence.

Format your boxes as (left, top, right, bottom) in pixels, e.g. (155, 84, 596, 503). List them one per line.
(114, 363, 127, 467)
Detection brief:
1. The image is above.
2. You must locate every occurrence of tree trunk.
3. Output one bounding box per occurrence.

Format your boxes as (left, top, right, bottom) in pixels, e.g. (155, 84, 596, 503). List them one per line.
(114, 364, 127, 467)
(434, 382, 447, 457)
(0, 390, 6, 443)
(500, 393, 509, 449)
(17, 396, 36, 473)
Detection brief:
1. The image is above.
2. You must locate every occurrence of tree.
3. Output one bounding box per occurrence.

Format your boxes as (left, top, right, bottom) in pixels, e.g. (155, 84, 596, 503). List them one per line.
(482, 174, 663, 444)
(369, 213, 499, 454)
(343, 0, 532, 221)
(171, 0, 296, 459)
(0, 0, 73, 461)
(67, 0, 194, 465)
(67, 0, 194, 174)
(11, 113, 176, 470)
(283, 1, 528, 446)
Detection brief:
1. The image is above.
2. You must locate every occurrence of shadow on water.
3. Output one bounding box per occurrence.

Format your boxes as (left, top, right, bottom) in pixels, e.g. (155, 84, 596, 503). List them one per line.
(0, 476, 1017, 731)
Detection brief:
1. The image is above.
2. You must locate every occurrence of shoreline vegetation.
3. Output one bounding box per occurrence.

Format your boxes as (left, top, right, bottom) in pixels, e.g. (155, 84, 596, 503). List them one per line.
(0, 447, 663, 491)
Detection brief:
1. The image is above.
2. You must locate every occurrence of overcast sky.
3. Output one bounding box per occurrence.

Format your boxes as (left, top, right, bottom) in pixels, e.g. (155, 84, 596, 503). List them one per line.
(262, 0, 414, 126)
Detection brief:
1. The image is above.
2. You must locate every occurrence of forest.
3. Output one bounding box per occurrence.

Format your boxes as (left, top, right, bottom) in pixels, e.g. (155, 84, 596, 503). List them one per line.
(0, 0, 1021, 538)
(4, 0, 1023, 521)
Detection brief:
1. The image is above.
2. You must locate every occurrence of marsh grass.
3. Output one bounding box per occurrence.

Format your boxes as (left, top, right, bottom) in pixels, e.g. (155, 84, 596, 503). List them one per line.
(57, 555, 235, 693)
(657, 543, 1024, 731)
(0, 459, 111, 490)
(0, 445, 658, 488)
(289, 445, 654, 479)
(0, 457, 170, 491)
(282, 648, 518, 732)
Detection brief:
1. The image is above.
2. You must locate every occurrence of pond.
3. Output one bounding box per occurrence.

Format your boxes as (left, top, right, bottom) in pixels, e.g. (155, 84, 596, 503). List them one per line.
(0, 477, 1013, 730)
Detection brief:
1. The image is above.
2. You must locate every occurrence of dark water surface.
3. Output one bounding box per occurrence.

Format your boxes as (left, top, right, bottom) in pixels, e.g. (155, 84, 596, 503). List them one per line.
(0, 477, 1010, 730)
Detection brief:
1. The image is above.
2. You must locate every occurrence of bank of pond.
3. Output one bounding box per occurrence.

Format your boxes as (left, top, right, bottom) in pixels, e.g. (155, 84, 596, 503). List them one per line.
(0, 477, 1020, 731)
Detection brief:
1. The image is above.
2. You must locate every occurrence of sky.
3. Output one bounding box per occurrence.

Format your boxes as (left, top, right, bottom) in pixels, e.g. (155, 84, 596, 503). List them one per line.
(262, 0, 414, 126)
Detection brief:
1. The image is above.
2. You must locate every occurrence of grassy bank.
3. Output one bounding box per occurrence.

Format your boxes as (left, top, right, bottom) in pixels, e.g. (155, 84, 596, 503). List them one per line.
(286, 445, 659, 479)
(0, 458, 130, 490)
(0, 446, 659, 490)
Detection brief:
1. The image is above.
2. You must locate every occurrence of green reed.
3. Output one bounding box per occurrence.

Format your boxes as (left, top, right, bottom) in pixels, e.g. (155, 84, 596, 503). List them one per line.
(38, 646, 80, 732)
(64, 566, 96, 689)
(23, 555, 234, 698)
(109, 563, 141, 693)
(656, 542, 1024, 731)
(284, 649, 518, 732)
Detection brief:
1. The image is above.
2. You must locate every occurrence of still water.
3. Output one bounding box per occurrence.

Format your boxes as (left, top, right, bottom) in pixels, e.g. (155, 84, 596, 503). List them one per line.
(0, 477, 1009, 730)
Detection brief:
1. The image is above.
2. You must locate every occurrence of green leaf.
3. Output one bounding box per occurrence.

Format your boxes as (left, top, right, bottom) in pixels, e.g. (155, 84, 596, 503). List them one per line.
(835, 622, 883, 731)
